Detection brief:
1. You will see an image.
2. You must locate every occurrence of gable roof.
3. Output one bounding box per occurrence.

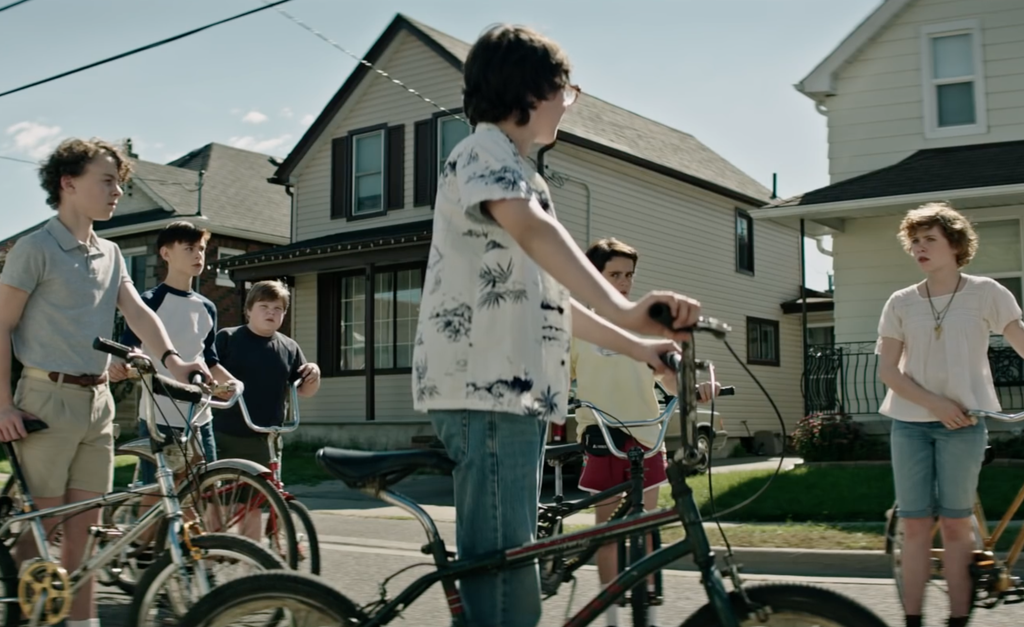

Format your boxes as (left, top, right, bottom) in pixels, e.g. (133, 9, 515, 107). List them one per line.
(769, 140, 1024, 208)
(100, 143, 290, 242)
(273, 14, 770, 205)
(797, 0, 915, 102)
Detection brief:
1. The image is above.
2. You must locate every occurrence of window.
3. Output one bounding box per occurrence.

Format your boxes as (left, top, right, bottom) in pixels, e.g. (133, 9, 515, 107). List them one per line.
(437, 116, 471, 172)
(120, 246, 147, 289)
(332, 266, 423, 374)
(972, 219, 1023, 311)
(735, 209, 754, 275)
(747, 317, 780, 366)
(353, 130, 384, 215)
(216, 247, 245, 287)
(920, 20, 987, 139)
(807, 325, 835, 347)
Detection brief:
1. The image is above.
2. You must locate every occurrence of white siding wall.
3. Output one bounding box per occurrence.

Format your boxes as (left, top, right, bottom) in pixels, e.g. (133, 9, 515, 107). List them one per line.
(827, 0, 1024, 182)
(545, 145, 804, 433)
(292, 31, 462, 241)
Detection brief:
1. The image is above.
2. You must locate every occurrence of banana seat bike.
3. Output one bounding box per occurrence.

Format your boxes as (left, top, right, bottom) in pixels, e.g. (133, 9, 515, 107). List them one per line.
(173, 306, 890, 627)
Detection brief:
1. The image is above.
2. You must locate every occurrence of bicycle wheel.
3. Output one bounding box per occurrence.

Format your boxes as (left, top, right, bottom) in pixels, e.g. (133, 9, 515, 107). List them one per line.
(680, 583, 888, 627)
(129, 532, 285, 627)
(887, 503, 981, 619)
(175, 571, 363, 627)
(286, 499, 321, 575)
(180, 467, 299, 570)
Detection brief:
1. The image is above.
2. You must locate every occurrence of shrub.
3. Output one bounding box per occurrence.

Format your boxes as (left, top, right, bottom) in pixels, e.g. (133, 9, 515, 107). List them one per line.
(791, 413, 888, 462)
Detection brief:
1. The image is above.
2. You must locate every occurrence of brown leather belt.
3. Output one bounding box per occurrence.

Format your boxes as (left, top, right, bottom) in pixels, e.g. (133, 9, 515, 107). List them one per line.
(23, 367, 108, 387)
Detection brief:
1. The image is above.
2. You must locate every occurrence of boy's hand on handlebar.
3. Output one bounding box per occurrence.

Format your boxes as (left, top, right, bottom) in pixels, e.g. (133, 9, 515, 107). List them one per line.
(108, 361, 131, 382)
(697, 381, 721, 403)
(621, 291, 701, 341)
(212, 379, 241, 400)
(628, 338, 680, 375)
(166, 356, 210, 385)
(297, 363, 321, 387)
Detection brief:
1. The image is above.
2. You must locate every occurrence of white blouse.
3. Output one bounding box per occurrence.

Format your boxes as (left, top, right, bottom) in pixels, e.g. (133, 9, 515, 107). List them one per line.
(876, 274, 1022, 422)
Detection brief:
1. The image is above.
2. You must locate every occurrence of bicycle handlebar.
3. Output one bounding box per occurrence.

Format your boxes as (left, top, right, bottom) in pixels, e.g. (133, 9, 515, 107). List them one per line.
(967, 409, 1024, 422)
(648, 303, 731, 339)
(236, 377, 302, 434)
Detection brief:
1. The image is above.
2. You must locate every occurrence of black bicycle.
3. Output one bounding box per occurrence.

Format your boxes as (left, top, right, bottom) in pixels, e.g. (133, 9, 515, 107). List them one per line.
(174, 306, 890, 627)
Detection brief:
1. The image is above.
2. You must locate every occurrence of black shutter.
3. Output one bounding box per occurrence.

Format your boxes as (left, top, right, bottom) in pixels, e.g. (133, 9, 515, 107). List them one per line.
(330, 136, 351, 219)
(386, 125, 405, 210)
(413, 119, 433, 207)
(316, 273, 340, 376)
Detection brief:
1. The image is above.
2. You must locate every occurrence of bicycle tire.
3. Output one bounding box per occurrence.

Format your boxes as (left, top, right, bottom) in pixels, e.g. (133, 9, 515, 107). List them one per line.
(887, 503, 980, 620)
(179, 467, 299, 569)
(128, 532, 285, 627)
(285, 498, 321, 575)
(0, 542, 21, 626)
(679, 583, 888, 627)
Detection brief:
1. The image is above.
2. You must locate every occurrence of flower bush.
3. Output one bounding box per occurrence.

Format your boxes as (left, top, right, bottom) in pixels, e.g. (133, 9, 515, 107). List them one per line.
(791, 413, 888, 462)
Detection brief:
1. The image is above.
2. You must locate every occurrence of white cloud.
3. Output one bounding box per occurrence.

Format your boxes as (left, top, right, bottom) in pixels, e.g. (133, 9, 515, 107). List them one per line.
(280, 107, 294, 119)
(241, 110, 268, 124)
(228, 134, 293, 154)
(5, 121, 62, 159)
(300, 114, 315, 126)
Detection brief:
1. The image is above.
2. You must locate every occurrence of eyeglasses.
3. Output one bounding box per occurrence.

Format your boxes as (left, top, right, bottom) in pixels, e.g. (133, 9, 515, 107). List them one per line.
(564, 84, 582, 106)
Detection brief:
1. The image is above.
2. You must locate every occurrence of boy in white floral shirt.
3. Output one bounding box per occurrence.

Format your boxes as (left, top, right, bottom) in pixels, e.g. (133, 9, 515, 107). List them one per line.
(413, 24, 702, 627)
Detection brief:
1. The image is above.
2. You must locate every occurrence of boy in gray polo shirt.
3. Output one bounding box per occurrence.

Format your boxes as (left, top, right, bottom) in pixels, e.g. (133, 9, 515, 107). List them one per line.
(0, 138, 208, 627)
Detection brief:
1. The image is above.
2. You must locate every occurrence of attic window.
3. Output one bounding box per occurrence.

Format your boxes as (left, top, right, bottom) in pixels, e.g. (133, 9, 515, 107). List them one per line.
(920, 20, 988, 139)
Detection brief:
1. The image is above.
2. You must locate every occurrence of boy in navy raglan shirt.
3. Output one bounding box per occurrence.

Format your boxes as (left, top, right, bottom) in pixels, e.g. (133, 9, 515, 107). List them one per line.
(111, 221, 237, 477)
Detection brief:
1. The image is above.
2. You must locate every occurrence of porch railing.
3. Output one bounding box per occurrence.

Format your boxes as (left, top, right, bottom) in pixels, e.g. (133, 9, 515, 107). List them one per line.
(804, 341, 1024, 415)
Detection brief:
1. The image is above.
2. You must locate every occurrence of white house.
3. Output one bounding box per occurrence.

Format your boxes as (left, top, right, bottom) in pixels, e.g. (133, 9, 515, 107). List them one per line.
(219, 14, 811, 449)
(756, 0, 1024, 426)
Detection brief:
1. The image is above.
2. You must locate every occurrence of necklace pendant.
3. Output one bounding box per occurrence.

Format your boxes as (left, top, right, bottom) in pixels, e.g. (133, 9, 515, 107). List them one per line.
(935, 325, 942, 339)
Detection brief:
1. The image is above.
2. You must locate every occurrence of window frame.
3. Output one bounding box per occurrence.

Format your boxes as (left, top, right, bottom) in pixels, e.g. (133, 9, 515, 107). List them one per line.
(435, 113, 472, 174)
(747, 316, 780, 367)
(735, 209, 755, 276)
(970, 217, 1024, 317)
(920, 19, 988, 139)
(216, 247, 245, 287)
(351, 128, 386, 218)
(120, 245, 147, 290)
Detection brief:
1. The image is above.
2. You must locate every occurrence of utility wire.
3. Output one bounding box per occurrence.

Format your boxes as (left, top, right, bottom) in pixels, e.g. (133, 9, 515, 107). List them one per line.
(0, 0, 293, 99)
(0, 0, 32, 14)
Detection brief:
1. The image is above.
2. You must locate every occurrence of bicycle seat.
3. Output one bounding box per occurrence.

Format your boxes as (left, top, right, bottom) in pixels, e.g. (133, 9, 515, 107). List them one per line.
(544, 442, 583, 463)
(316, 447, 455, 489)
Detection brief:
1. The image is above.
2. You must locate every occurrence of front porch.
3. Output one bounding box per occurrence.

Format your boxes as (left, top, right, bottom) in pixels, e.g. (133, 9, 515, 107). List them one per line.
(805, 341, 1024, 426)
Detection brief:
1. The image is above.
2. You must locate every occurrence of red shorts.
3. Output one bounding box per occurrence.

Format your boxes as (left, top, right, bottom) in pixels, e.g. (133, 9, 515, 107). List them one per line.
(578, 436, 668, 494)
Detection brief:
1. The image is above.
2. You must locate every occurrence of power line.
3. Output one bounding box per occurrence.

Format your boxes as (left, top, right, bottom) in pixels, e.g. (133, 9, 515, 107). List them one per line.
(0, 0, 32, 14)
(265, 1, 469, 126)
(0, 0, 293, 99)
(0, 154, 202, 190)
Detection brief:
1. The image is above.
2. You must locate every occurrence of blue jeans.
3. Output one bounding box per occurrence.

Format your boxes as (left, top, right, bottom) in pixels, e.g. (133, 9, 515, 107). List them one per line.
(137, 420, 217, 484)
(430, 410, 548, 627)
(891, 418, 987, 519)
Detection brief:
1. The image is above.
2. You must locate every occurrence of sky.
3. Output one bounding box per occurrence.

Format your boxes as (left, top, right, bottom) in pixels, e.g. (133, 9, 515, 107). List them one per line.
(0, 0, 883, 291)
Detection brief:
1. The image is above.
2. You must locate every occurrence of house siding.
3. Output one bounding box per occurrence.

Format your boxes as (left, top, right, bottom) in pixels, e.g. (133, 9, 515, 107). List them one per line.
(291, 31, 462, 242)
(826, 0, 1024, 182)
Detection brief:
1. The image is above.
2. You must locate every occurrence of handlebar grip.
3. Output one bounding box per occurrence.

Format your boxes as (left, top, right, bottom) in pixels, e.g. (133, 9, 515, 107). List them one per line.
(659, 352, 681, 371)
(719, 386, 736, 396)
(649, 303, 676, 330)
(189, 371, 207, 385)
(153, 374, 205, 405)
(93, 337, 134, 360)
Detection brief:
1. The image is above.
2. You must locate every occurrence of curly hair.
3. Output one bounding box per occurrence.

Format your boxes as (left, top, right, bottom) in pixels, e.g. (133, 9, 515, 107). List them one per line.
(897, 202, 979, 268)
(38, 138, 133, 209)
(463, 24, 572, 126)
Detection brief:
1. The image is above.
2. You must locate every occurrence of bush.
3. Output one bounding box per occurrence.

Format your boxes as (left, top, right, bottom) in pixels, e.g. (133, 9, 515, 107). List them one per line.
(791, 413, 888, 462)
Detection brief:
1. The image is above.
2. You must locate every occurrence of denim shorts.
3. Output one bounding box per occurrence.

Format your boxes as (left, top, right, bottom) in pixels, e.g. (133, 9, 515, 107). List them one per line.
(429, 409, 547, 627)
(890, 418, 987, 519)
(136, 419, 217, 485)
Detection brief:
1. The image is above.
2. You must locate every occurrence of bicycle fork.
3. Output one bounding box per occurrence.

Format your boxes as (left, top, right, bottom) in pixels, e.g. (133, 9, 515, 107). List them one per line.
(155, 453, 213, 599)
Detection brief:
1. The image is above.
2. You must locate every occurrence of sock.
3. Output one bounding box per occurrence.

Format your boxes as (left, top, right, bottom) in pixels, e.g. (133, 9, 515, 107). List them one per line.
(948, 617, 969, 627)
(648, 585, 658, 625)
(604, 602, 618, 626)
(905, 616, 922, 627)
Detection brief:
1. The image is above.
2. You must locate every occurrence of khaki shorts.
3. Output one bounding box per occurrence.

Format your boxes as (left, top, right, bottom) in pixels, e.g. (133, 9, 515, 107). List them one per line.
(215, 431, 272, 466)
(11, 369, 116, 497)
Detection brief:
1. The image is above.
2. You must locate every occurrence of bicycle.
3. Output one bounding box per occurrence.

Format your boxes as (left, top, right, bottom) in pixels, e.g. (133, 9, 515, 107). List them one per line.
(885, 408, 1024, 620)
(539, 384, 736, 607)
(0, 337, 284, 626)
(173, 306, 890, 627)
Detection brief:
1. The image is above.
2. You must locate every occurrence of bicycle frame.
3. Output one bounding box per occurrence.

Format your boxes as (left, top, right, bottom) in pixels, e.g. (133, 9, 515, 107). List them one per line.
(966, 409, 1024, 574)
(352, 323, 741, 627)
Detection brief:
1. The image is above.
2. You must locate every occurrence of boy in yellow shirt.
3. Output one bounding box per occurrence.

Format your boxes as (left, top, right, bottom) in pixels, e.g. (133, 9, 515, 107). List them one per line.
(571, 238, 719, 627)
